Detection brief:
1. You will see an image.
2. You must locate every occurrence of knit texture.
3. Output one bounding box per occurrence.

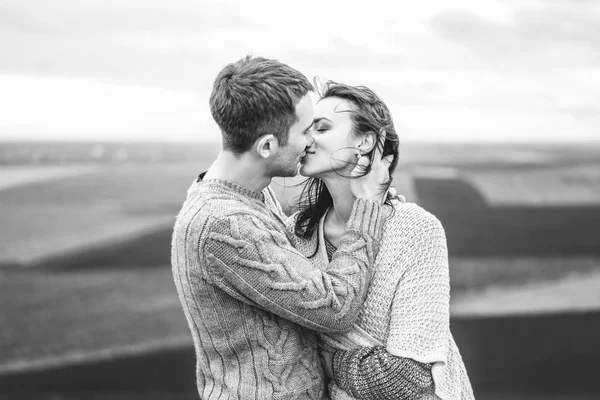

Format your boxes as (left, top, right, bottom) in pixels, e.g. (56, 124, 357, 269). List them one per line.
(323, 244, 435, 399)
(171, 178, 384, 399)
(287, 199, 475, 400)
(332, 346, 435, 400)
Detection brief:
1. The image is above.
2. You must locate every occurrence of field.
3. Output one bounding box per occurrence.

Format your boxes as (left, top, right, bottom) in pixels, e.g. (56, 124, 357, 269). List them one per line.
(0, 163, 203, 267)
(1, 140, 600, 398)
(2, 260, 600, 398)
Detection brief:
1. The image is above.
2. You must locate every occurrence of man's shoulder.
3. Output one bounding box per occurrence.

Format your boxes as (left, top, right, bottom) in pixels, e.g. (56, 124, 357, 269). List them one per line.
(181, 186, 260, 221)
(262, 185, 285, 215)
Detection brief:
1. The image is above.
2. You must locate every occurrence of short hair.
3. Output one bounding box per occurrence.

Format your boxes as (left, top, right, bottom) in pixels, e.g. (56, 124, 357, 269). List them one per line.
(209, 55, 313, 154)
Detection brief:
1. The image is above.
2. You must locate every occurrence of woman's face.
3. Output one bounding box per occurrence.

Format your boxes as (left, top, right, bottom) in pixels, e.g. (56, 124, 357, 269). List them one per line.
(300, 96, 359, 179)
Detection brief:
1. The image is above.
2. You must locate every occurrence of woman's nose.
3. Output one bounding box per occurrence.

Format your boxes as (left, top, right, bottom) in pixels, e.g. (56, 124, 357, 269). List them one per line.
(306, 132, 315, 147)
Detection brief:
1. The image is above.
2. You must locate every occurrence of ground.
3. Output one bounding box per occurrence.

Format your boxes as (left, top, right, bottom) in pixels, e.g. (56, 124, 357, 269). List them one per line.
(1, 140, 600, 398)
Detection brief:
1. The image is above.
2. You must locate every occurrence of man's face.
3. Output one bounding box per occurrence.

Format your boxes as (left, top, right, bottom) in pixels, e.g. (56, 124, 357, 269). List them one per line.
(269, 94, 315, 177)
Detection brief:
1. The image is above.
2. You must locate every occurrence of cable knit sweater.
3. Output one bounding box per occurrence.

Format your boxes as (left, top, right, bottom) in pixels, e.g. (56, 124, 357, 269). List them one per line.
(287, 199, 475, 400)
(171, 177, 384, 399)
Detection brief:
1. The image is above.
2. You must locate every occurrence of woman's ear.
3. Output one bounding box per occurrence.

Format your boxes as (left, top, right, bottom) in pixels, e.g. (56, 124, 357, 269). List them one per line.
(359, 132, 377, 153)
(256, 134, 279, 159)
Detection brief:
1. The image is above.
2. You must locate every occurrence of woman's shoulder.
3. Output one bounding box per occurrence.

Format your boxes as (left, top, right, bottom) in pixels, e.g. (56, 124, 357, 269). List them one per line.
(385, 198, 445, 238)
(380, 200, 449, 270)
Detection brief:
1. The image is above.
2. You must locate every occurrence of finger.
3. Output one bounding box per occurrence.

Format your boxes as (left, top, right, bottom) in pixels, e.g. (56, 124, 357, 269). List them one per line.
(382, 154, 393, 168)
(351, 154, 370, 177)
(372, 129, 388, 161)
(371, 156, 392, 182)
(368, 130, 389, 174)
(387, 186, 398, 198)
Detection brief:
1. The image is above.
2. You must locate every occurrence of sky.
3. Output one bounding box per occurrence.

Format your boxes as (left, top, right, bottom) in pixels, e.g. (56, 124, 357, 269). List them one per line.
(0, 0, 599, 143)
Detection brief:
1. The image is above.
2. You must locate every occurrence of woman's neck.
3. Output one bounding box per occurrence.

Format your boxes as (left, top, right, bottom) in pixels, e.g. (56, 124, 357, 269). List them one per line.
(321, 176, 354, 246)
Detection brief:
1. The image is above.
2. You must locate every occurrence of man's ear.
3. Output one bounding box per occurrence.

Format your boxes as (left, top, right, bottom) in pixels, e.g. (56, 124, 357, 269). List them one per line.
(256, 134, 279, 159)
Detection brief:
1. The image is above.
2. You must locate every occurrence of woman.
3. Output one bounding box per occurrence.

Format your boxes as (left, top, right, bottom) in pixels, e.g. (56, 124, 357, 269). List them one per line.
(288, 81, 474, 399)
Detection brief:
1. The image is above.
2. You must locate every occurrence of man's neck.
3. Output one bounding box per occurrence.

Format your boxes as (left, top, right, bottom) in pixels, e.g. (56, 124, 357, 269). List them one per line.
(203, 150, 271, 193)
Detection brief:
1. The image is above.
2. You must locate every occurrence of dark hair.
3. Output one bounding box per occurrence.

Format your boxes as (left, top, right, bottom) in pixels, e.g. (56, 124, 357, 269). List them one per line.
(209, 55, 313, 154)
(294, 80, 400, 241)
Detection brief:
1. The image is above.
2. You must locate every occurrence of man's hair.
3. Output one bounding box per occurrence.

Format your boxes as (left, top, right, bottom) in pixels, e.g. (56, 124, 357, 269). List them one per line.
(209, 55, 313, 154)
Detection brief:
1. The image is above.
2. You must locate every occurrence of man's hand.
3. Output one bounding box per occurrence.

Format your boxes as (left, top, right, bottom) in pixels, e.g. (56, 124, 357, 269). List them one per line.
(386, 186, 406, 203)
(350, 132, 394, 204)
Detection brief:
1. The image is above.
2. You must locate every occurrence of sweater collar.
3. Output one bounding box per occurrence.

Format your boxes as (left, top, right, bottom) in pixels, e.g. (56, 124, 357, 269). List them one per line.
(197, 171, 265, 201)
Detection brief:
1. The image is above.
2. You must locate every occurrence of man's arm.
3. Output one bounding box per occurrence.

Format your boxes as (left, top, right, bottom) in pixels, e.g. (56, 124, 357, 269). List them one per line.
(203, 198, 384, 334)
(330, 347, 434, 400)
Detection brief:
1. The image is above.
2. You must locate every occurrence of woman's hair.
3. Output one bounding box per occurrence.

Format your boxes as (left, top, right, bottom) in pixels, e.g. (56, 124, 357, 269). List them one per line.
(294, 80, 400, 242)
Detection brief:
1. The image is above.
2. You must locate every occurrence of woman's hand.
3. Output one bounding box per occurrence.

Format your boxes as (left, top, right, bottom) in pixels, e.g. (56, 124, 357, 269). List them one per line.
(350, 133, 394, 204)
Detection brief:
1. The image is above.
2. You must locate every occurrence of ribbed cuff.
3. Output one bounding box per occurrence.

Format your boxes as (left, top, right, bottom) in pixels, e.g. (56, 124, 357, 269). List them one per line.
(346, 198, 384, 238)
(332, 349, 349, 391)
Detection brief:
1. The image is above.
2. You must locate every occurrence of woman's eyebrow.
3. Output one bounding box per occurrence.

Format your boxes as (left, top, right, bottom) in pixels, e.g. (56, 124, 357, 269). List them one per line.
(313, 117, 332, 124)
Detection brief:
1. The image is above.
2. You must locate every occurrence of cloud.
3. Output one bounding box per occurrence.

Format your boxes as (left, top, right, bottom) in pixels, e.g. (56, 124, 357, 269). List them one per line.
(0, 0, 253, 35)
(0, 75, 216, 142)
(430, 3, 600, 68)
(0, 0, 598, 142)
(0, 0, 260, 90)
(557, 105, 600, 120)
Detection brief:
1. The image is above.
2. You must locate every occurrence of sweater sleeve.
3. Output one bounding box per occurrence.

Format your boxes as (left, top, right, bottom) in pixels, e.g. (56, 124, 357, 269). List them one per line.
(332, 346, 434, 400)
(203, 198, 384, 334)
(386, 215, 451, 363)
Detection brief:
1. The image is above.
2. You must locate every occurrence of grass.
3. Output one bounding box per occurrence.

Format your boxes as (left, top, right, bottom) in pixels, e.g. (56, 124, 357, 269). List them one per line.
(2, 141, 600, 265)
(0, 163, 204, 266)
(451, 269, 600, 316)
(450, 255, 600, 291)
(0, 266, 190, 375)
(2, 142, 600, 398)
(463, 164, 600, 206)
(1, 254, 598, 376)
(0, 165, 100, 191)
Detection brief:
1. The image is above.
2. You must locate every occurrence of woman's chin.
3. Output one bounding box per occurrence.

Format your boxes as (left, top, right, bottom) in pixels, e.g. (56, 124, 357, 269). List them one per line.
(299, 168, 318, 179)
(298, 168, 310, 178)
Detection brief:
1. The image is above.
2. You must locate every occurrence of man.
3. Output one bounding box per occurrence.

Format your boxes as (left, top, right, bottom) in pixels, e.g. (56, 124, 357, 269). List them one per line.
(171, 55, 389, 399)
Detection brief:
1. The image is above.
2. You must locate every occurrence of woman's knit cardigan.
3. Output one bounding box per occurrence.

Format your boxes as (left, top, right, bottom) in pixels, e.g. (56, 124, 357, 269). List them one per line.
(287, 199, 475, 400)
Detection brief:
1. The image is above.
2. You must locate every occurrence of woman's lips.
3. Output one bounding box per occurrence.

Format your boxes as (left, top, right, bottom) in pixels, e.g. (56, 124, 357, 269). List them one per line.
(301, 152, 314, 162)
